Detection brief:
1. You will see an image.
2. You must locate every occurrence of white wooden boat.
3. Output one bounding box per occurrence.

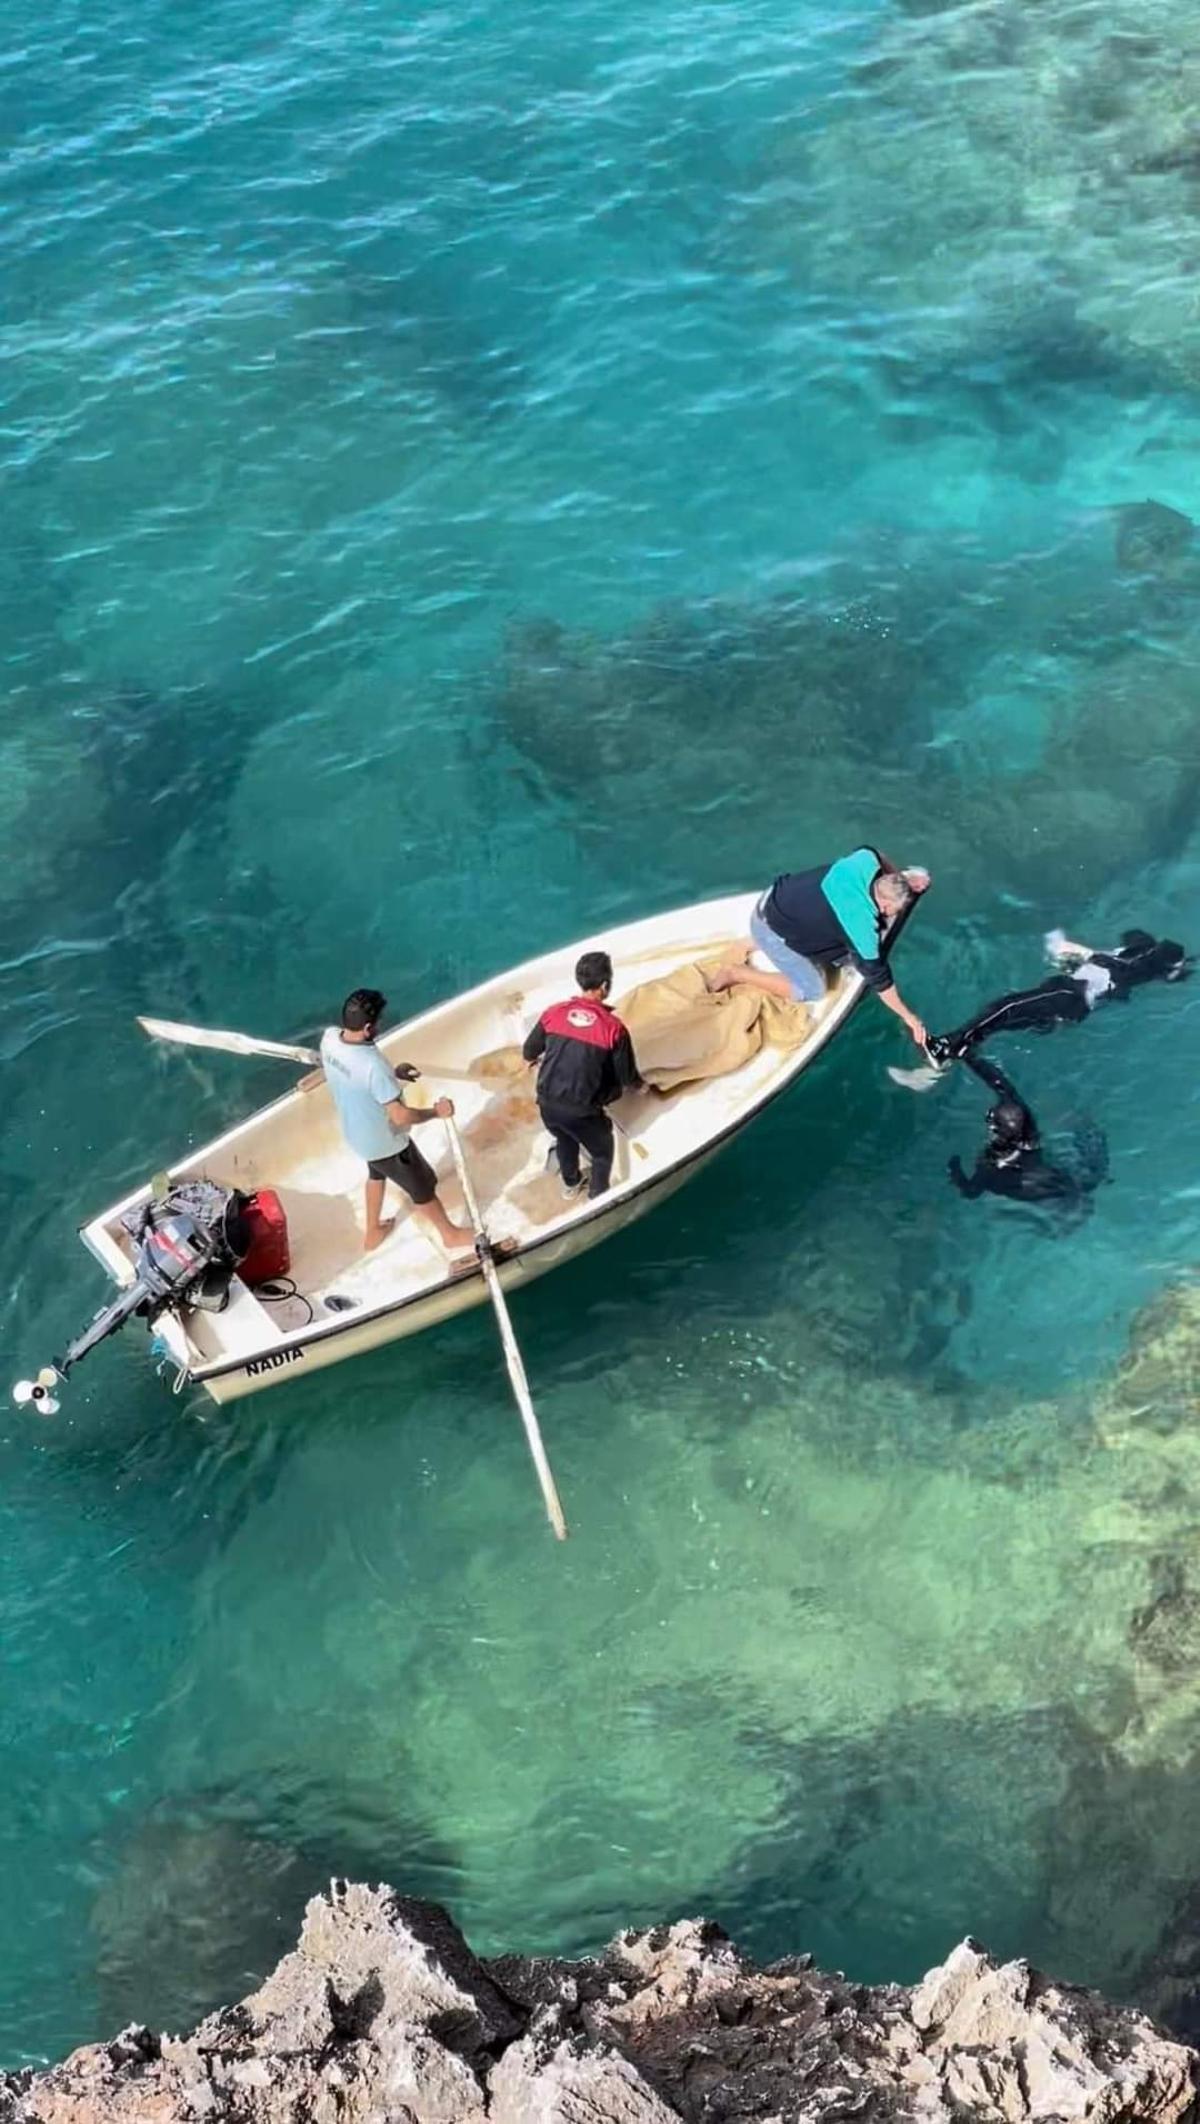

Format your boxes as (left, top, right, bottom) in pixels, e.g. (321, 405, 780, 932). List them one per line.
(79, 891, 882, 1403)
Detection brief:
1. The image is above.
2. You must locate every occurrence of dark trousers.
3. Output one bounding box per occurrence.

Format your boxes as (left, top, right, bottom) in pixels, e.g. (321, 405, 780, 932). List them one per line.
(945, 976, 1090, 1059)
(540, 1105, 614, 1197)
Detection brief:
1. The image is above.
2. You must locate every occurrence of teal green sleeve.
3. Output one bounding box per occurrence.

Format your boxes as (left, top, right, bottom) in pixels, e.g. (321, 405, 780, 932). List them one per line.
(820, 848, 882, 962)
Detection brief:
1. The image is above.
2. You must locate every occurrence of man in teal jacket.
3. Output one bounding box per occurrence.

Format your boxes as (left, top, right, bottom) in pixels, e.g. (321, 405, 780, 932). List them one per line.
(711, 846, 930, 1046)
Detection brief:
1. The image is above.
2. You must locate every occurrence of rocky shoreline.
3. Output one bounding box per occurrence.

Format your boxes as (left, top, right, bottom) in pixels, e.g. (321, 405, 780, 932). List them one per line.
(4, 1882, 1198, 2123)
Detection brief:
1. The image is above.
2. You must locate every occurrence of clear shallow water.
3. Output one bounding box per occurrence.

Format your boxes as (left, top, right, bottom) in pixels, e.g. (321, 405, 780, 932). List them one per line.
(5, 0, 1200, 2069)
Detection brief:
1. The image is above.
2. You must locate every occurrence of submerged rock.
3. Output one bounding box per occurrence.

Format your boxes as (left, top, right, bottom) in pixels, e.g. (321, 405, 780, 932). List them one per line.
(90, 1813, 320, 2044)
(493, 561, 1200, 914)
(1061, 1264, 1200, 2036)
(720, 0, 1200, 393)
(2, 1885, 1197, 2122)
(1114, 501, 1196, 575)
(1101, 1278, 1200, 1439)
(1130, 1559, 1200, 1681)
(88, 1783, 466, 2046)
(1087, 1277, 1200, 1778)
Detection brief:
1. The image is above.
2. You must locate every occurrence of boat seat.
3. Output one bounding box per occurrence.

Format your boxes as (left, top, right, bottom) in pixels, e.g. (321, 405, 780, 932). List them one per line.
(182, 1277, 287, 1363)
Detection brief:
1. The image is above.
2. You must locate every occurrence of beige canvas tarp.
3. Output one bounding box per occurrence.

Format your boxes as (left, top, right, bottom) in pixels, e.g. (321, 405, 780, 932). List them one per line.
(617, 961, 814, 1090)
(471, 959, 817, 1095)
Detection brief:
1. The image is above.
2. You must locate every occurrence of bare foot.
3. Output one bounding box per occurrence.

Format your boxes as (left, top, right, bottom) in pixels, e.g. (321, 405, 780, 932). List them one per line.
(363, 1219, 396, 1253)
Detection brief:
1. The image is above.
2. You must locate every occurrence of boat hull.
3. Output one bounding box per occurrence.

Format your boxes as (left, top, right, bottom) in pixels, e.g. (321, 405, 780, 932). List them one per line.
(198, 1148, 711, 1402)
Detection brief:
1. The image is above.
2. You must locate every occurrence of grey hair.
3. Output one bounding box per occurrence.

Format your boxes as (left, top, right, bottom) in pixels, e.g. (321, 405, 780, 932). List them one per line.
(875, 870, 916, 914)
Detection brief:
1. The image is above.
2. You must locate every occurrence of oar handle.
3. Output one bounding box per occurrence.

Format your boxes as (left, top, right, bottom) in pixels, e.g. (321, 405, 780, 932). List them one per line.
(445, 1116, 486, 1229)
(297, 1056, 484, 1098)
(444, 1117, 568, 1542)
(404, 1058, 484, 1086)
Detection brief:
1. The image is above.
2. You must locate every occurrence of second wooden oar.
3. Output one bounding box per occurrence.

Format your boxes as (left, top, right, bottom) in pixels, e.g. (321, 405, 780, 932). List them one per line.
(444, 1115, 568, 1543)
(138, 1015, 320, 1067)
(137, 1015, 483, 1085)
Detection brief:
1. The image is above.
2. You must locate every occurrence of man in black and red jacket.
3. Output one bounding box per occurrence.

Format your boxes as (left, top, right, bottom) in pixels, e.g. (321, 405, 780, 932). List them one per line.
(523, 951, 642, 1200)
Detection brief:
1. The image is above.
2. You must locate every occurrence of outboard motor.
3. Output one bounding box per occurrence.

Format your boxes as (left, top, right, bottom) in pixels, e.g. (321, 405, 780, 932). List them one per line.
(13, 1179, 250, 1412)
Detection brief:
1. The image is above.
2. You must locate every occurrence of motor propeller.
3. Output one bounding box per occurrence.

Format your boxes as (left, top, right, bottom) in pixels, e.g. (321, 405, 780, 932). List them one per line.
(12, 1368, 62, 1417)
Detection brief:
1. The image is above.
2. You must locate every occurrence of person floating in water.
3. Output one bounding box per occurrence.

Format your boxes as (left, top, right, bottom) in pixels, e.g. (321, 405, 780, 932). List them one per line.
(891, 927, 1191, 1088)
(947, 1054, 1108, 1220)
(709, 846, 932, 1046)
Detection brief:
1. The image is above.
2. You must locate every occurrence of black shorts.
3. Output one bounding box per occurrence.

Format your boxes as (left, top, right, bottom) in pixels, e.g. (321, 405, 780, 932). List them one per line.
(366, 1142, 438, 1205)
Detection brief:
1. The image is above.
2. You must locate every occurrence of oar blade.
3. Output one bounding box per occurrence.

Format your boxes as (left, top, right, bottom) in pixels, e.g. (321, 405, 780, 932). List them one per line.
(137, 1017, 320, 1067)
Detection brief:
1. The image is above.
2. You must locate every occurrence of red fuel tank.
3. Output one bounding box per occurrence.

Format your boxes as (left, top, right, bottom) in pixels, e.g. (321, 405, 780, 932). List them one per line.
(238, 1189, 291, 1286)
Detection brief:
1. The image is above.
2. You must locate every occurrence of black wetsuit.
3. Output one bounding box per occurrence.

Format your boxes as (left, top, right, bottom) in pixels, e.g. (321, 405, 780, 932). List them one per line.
(934, 930, 1188, 1064)
(947, 1056, 1108, 1216)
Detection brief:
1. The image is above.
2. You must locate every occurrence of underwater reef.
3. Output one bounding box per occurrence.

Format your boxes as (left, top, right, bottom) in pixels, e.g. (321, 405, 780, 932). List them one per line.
(26, 1262, 1200, 2079)
(719, 0, 1200, 395)
(490, 520, 1200, 920)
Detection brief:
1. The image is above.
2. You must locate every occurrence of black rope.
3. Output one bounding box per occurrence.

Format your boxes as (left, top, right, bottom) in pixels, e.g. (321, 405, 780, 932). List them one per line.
(253, 1277, 315, 1326)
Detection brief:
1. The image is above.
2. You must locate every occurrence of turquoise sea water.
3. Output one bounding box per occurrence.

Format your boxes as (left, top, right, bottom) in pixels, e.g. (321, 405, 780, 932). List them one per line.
(6, 0, 1200, 2067)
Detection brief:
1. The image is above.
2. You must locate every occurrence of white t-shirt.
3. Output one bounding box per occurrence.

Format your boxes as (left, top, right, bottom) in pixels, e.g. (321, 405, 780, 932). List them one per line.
(1074, 960, 1114, 1009)
(319, 1028, 408, 1160)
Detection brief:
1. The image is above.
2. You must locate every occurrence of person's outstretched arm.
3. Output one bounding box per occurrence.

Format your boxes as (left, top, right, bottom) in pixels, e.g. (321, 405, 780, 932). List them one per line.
(874, 980, 927, 1048)
(963, 1053, 1026, 1108)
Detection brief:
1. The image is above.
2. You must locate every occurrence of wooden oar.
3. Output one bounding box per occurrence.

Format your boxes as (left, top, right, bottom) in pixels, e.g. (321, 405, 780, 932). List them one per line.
(137, 1016, 482, 1086)
(138, 1014, 647, 1170)
(138, 1016, 321, 1067)
(443, 1115, 568, 1543)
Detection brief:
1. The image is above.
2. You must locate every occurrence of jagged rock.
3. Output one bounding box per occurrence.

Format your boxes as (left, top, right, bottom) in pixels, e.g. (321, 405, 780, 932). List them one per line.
(911, 1939, 1197, 2120)
(489, 2038, 677, 2124)
(228, 1881, 521, 2065)
(2, 1887, 1196, 2124)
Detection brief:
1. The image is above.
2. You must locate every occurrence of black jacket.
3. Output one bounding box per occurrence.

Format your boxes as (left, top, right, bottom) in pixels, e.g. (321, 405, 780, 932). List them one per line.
(523, 996, 642, 1116)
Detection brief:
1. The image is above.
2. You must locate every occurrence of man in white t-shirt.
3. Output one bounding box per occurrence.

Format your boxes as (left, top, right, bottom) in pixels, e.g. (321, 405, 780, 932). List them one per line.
(320, 987, 475, 1256)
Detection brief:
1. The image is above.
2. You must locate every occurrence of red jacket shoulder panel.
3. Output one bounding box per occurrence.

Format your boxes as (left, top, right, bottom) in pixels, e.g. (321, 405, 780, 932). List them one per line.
(541, 998, 623, 1049)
